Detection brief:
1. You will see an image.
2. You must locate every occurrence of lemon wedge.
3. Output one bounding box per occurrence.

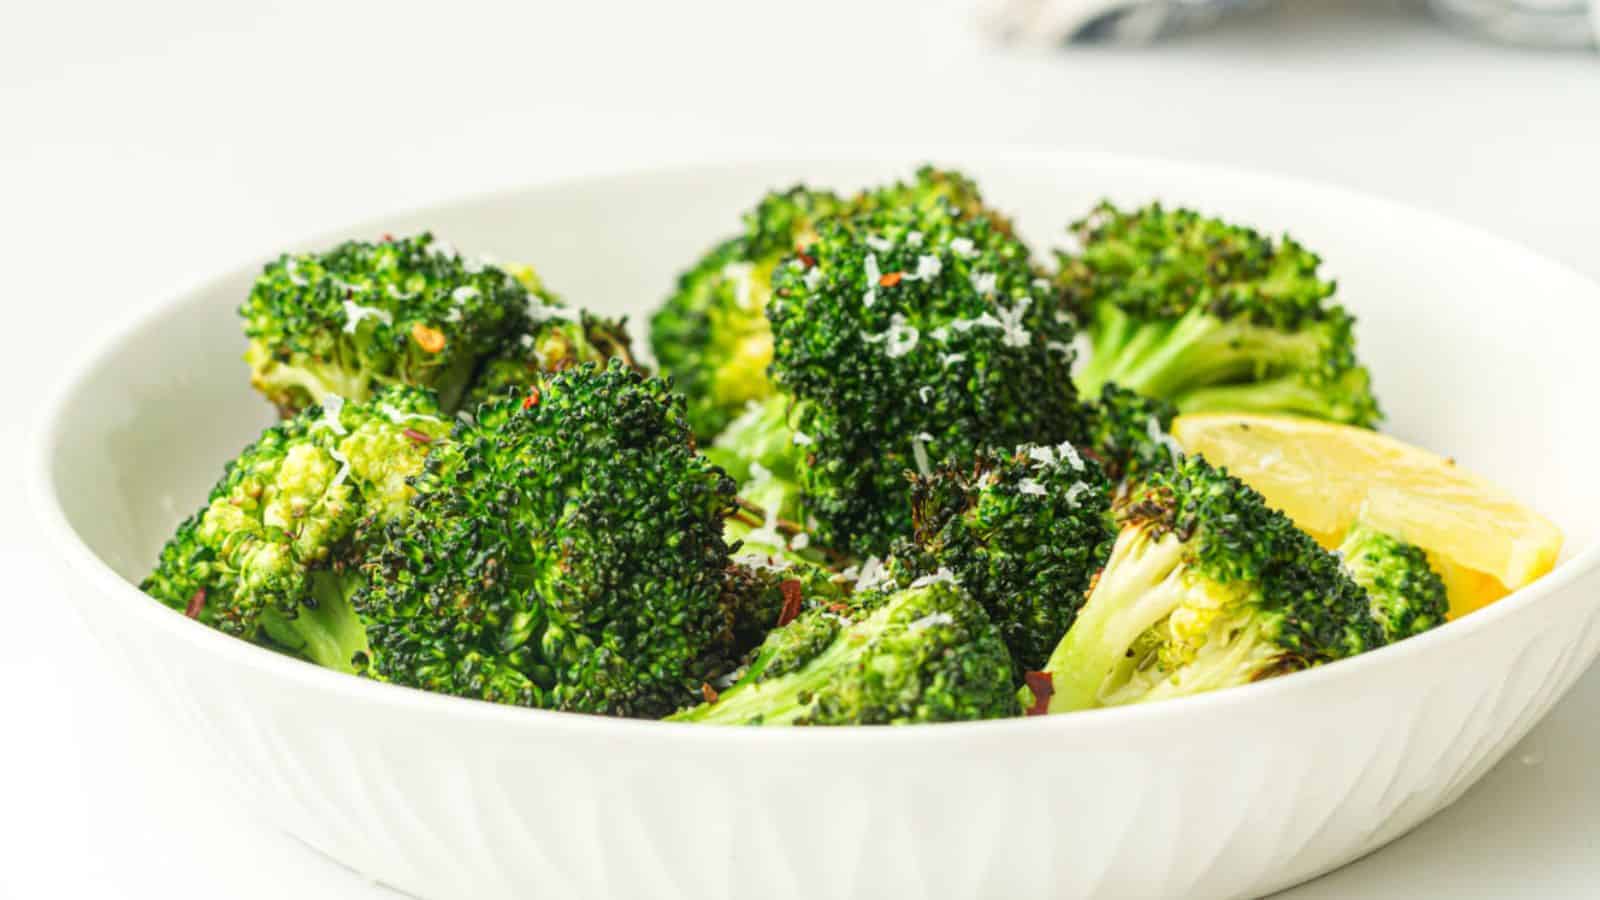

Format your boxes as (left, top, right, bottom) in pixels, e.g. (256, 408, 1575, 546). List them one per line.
(1170, 413, 1563, 616)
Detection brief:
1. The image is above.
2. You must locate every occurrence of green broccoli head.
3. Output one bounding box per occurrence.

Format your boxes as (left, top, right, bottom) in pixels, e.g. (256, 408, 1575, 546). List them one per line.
(1081, 383, 1181, 487)
(650, 188, 846, 440)
(140, 387, 450, 668)
(1060, 202, 1381, 427)
(906, 442, 1115, 673)
(669, 576, 1016, 725)
(766, 190, 1082, 555)
(1036, 454, 1385, 713)
(1337, 520, 1449, 643)
(355, 360, 738, 717)
(241, 233, 543, 415)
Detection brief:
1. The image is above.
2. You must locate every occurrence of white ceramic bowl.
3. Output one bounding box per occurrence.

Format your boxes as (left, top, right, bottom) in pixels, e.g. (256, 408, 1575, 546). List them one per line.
(31, 151, 1600, 900)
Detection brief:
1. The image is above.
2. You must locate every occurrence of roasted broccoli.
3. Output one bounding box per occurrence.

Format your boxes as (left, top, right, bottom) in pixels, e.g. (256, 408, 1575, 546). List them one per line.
(669, 575, 1016, 725)
(355, 360, 738, 718)
(1060, 202, 1380, 426)
(707, 555, 849, 678)
(1080, 383, 1181, 488)
(1338, 520, 1449, 642)
(740, 173, 1081, 556)
(140, 387, 450, 668)
(905, 442, 1115, 672)
(650, 188, 846, 441)
(1034, 455, 1385, 713)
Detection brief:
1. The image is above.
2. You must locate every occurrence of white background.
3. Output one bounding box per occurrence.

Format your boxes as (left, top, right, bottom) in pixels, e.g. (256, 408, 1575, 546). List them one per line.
(4, 0, 1599, 896)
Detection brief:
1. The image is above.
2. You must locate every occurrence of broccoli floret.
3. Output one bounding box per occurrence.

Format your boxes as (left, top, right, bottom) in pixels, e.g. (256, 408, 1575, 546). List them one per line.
(650, 188, 846, 440)
(355, 360, 737, 717)
(241, 233, 550, 416)
(1060, 203, 1381, 427)
(1034, 455, 1385, 713)
(905, 442, 1115, 672)
(1337, 520, 1449, 642)
(753, 176, 1081, 555)
(1080, 383, 1181, 487)
(669, 577, 1016, 725)
(140, 387, 450, 668)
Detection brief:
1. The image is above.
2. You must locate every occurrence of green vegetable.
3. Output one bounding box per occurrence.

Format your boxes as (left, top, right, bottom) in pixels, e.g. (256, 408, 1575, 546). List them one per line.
(753, 171, 1082, 555)
(906, 442, 1115, 673)
(1337, 520, 1449, 643)
(669, 577, 1015, 725)
(1060, 202, 1380, 426)
(1036, 454, 1385, 712)
(140, 387, 449, 667)
(355, 360, 738, 718)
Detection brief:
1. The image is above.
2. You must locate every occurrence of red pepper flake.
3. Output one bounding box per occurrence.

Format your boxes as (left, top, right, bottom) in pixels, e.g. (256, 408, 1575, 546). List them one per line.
(411, 323, 447, 353)
(521, 388, 541, 410)
(1022, 671, 1054, 716)
(701, 682, 720, 704)
(381, 232, 395, 242)
(776, 579, 804, 627)
(402, 428, 433, 445)
(878, 271, 904, 288)
(826, 601, 853, 616)
(797, 251, 817, 268)
(184, 588, 207, 619)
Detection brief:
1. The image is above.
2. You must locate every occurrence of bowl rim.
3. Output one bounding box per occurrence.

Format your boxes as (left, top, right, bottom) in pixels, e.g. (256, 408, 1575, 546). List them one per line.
(29, 145, 1600, 747)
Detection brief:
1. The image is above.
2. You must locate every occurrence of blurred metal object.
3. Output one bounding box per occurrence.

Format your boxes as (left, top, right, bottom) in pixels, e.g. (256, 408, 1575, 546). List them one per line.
(978, 0, 1272, 45)
(1429, 0, 1598, 49)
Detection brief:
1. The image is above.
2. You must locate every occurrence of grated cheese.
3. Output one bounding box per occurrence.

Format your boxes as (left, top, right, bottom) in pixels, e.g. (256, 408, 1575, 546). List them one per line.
(941, 353, 967, 367)
(949, 237, 977, 258)
(911, 254, 942, 281)
(804, 266, 824, 291)
(970, 271, 998, 295)
(865, 235, 893, 253)
(1018, 478, 1048, 497)
(342, 300, 393, 334)
(993, 296, 1032, 348)
(906, 231, 924, 247)
(315, 394, 347, 436)
(451, 285, 480, 304)
(863, 253, 881, 308)
(863, 313, 919, 358)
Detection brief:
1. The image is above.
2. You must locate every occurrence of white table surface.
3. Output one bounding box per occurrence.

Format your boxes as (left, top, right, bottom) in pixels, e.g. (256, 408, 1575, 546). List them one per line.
(4, 1, 1598, 896)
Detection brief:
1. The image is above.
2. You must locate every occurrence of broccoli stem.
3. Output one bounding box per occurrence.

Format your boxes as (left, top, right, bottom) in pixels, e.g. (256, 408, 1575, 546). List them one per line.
(1078, 305, 1330, 407)
(259, 570, 370, 673)
(1040, 529, 1188, 713)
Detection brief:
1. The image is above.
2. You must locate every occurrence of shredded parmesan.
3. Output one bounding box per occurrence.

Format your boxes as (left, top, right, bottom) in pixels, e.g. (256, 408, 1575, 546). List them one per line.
(863, 253, 881, 308)
(1018, 478, 1048, 497)
(941, 353, 966, 367)
(906, 231, 924, 247)
(1056, 441, 1086, 471)
(380, 403, 441, 425)
(1047, 340, 1073, 356)
(865, 235, 893, 253)
(969, 270, 998, 295)
(911, 254, 942, 281)
(909, 568, 959, 590)
(949, 237, 977, 258)
(327, 442, 351, 487)
(792, 431, 813, 446)
(284, 258, 309, 287)
(803, 266, 824, 291)
(342, 300, 392, 334)
(918, 386, 934, 404)
(315, 394, 347, 435)
(863, 313, 919, 358)
(451, 285, 480, 304)
(993, 296, 1032, 348)
(789, 532, 810, 551)
(1063, 482, 1093, 507)
(843, 556, 893, 593)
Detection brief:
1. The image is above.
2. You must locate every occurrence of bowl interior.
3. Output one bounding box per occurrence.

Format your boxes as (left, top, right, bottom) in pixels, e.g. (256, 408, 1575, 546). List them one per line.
(44, 154, 1600, 602)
